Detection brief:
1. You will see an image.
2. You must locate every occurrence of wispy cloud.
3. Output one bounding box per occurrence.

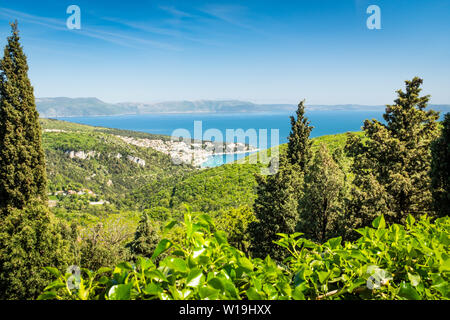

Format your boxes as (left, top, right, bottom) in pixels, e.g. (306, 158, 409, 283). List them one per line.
(199, 4, 258, 32)
(0, 7, 180, 51)
(158, 6, 194, 18)
(100, 15, 222, 47)
(0, 7, 66, 30)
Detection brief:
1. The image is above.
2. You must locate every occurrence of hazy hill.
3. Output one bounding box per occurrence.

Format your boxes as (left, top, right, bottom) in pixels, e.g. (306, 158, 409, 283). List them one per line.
(37, 97, 450, 118)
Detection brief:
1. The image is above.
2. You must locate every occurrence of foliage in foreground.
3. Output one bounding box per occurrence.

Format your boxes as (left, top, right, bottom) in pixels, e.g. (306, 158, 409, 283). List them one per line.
(39, 211, 449, 300)
(0, 201, 72, 300)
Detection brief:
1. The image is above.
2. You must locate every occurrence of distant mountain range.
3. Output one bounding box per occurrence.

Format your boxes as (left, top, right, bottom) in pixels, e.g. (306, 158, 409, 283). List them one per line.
(35, 97, 450, 118)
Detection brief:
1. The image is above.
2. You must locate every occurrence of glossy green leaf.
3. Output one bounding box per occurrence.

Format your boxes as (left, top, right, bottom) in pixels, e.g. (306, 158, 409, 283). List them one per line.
(398, 282, 421, 300)
(152, 239, 172, 260)
(186, 269, 204, 288)
(108, 283, 132, 300)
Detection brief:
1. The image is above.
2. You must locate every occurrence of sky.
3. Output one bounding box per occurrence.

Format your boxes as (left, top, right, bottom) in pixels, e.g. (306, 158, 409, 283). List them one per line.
(0, 0, 449, 105)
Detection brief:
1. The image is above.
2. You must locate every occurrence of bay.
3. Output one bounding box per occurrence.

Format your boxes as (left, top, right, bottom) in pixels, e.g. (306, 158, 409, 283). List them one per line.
(57, 110, 385, 167)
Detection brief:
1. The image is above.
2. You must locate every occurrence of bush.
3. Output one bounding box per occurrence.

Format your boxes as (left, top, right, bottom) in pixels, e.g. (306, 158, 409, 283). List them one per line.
(0, 202, 73, 299)
(38, 211, 449, 300)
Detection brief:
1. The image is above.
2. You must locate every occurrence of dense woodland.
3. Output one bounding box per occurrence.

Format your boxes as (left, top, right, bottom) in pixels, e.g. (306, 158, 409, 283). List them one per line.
(0, 23, 448, 300)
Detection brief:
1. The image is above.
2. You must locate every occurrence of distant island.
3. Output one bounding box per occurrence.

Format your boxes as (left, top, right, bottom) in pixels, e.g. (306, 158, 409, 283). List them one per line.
(36, 97, 450, 118)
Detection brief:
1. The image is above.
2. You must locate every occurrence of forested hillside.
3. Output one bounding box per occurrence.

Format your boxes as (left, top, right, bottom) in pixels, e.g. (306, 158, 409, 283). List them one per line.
(41, 118, 193, 203)
(41, 116, 363, 222)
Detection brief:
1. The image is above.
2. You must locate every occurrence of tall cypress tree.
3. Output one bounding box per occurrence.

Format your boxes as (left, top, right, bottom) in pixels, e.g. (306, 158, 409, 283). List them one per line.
(430, 113, 450, 217)
(249, 101, 312, 261)
(0, 22, 71, 300)
(345, 77, 440, 231)
(248, 157, 303, 261)
(0, 21, 47, 212)
(287, 100, 313, 169)
(297, 144, 346, 243)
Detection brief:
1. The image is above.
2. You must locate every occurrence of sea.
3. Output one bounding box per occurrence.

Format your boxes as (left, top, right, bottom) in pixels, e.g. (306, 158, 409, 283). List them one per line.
(58, 110, 386, 167)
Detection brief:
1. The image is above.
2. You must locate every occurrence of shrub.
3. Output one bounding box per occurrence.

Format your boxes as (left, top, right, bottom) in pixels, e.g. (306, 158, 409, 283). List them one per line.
(38, 211, 449, 300)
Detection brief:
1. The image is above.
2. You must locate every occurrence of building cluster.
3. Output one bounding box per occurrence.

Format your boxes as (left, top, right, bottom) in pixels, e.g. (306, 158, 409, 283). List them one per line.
(116, 135, 257, 167)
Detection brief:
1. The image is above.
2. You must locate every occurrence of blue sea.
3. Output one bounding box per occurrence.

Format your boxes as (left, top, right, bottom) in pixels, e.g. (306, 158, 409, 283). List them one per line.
(57, 111, 385, 167)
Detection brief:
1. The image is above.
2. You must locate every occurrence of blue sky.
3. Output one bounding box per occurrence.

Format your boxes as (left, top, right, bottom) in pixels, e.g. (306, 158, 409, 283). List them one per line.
(0, 0, 449, 105)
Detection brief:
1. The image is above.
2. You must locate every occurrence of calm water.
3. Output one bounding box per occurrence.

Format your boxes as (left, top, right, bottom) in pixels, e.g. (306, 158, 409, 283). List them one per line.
(58, 111, 385, 167)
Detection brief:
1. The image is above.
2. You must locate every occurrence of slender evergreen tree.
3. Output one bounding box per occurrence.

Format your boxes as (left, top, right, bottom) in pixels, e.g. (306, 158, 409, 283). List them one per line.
(248, 156, 303, 261)
(345, 77, 440, 231)
(430, 113, 450, 217)
(0, 22, 72, 300)
(287, 100, 314, 169)
(249, 101, 312, 261)
(127, 213, 160, 259)
(0, 21, 47, 212)
(297, 144, 346, 243)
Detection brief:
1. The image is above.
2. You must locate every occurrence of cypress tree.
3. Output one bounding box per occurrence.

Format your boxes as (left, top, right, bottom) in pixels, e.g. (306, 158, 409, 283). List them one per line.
(430, 113, 450, 217)
(0, 21, 47, 212)
(287, 100, 314, 169)
(345, 77, 440, 230)
(248, 157, 303, 262)
(249, 100, 312, 261)
(0, 22, 72, 300)
(127, 213, 160, 259)
(297, 144, 346, 243)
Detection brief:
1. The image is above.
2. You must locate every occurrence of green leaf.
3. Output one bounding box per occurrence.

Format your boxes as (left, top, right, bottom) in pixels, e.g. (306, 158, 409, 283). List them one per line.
(237, 257, 254, 273)
(144, 282, 163, 295)
(152, 239, 172, 260)
(208, 277, 225, 291)
(116, 262, 133, 271)
(97, 267, 112, 274)
(44, 267, 61, 278)
(37, 291, 57, 300)
(43, 280, 66, 292)
(146, 270, 168, 282)
(108, 283, 132, 300)
(199, 286, 219, 300)
(439, 257, 450, 272)
(406, 214, 415, 228)
(186, 269, 204, 288)
(98, 276, 110, 285)
(198, 214, 214, 228)
(398, 282, 421, 300)
(372, 215, 385, 229)
(317, 271, 331, 284)
(214, 231, 228, 245)
(246, 287, 264, 300)
(324, 237, 342, 249)
(223, 280, 239, 299)
(163, 220, 177, 234)
(166, 257, 188, 273)
(292, 286, 306, 300)
(407, 273, 421, 287)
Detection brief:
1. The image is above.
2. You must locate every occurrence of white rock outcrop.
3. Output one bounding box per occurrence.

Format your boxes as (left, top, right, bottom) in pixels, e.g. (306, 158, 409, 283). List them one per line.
(65, 150, 100, 160)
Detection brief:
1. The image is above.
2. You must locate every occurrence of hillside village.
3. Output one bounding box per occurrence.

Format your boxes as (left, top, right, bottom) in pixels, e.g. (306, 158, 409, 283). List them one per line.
(116, 135, 258, 167)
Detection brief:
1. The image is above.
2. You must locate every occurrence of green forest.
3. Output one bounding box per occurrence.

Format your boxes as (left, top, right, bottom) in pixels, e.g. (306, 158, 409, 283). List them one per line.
(0, 23, 449, 301)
